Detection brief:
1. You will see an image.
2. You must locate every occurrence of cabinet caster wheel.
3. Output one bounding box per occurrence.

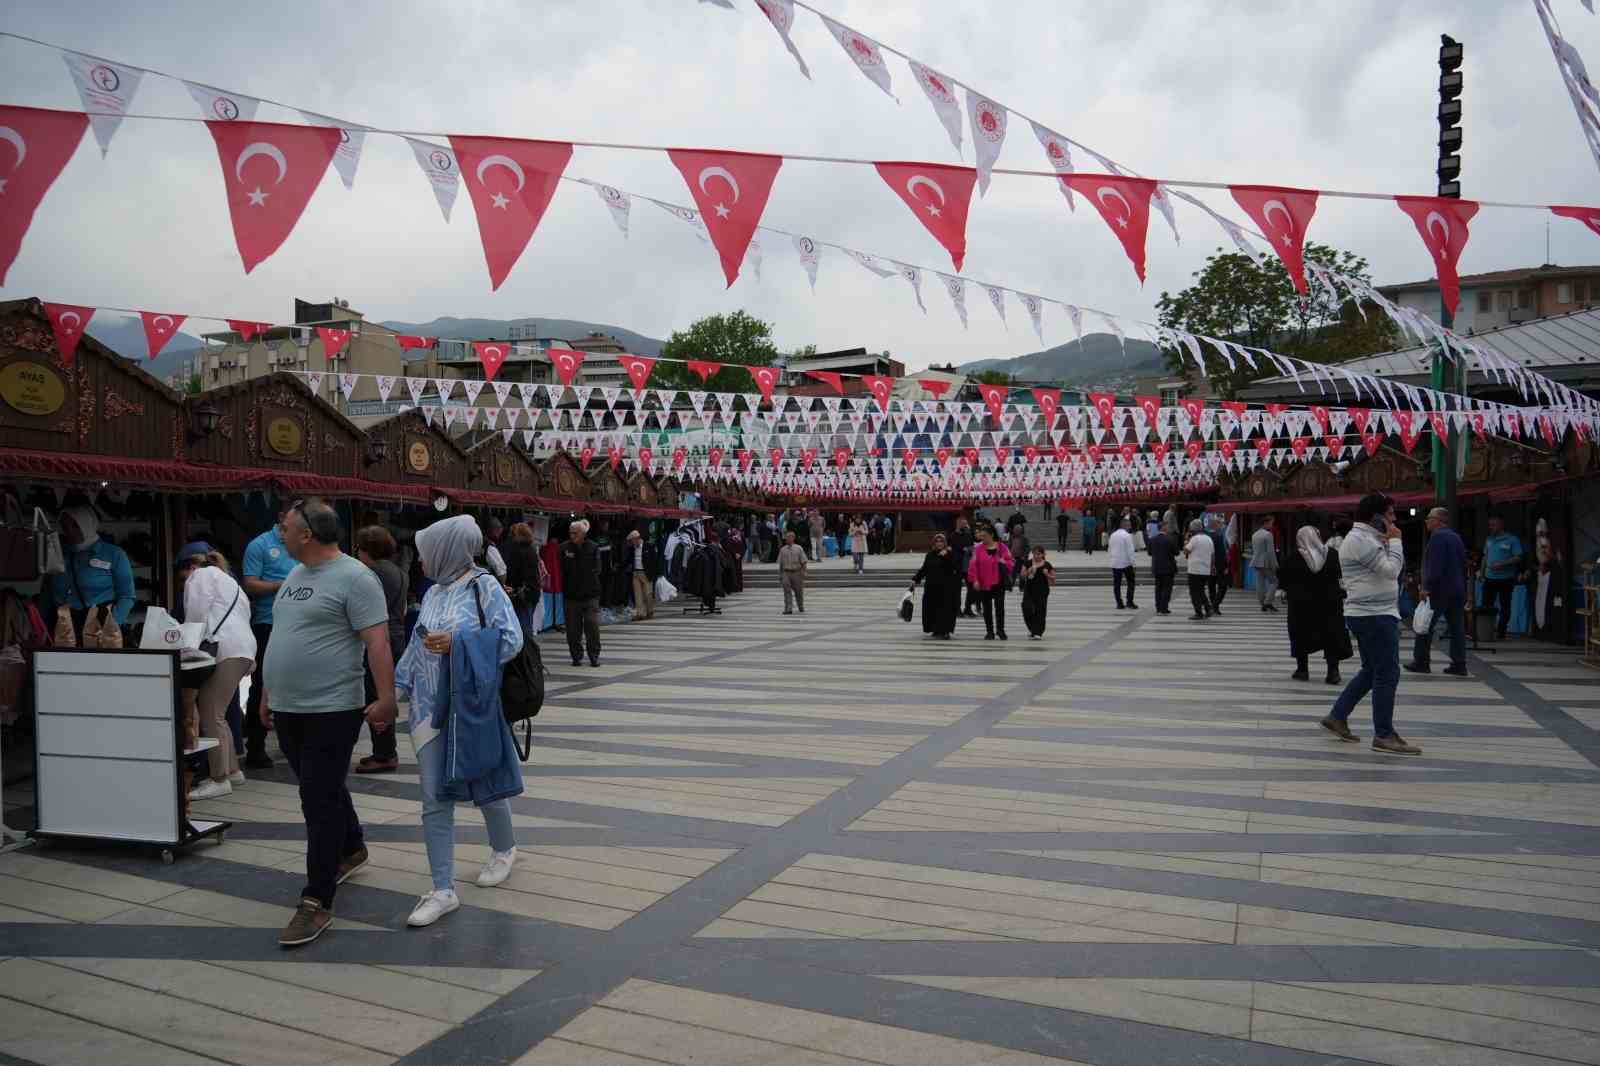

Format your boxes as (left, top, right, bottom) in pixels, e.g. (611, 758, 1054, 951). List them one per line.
(160, 849, 175, 865)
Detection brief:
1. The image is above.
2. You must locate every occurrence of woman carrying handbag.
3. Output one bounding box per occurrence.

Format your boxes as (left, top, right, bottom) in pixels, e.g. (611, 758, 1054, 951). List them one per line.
(176, 542, 256, 801)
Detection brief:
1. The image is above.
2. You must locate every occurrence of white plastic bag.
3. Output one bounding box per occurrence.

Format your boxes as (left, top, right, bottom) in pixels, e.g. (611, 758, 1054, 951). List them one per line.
(655, 576, 678, 604)
(1412, 599, 1435, 636)
(898, 589, 914, 622)
(139, 605, 204, 652)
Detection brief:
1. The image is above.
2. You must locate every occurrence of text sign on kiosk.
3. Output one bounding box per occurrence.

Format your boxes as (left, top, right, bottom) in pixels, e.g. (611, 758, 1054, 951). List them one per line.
(0, 360, 66, 416)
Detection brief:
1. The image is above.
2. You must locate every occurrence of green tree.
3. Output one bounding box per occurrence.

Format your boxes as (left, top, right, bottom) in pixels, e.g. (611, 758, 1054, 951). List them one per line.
(970, 369, 1015, 386)
(185, 373, 202, 395)
(653, 310, 780, 392)
(1155, 243, 1398, 398)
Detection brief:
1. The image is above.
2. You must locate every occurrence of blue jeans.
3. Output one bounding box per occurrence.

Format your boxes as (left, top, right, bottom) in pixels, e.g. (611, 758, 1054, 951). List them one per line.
(1330, 615, 1400, 738)
(416, 735, 516, 892)
(1255, 569, 1277, 607)
(1412, 601, 1465, 670)
(852, 551, 865, 574)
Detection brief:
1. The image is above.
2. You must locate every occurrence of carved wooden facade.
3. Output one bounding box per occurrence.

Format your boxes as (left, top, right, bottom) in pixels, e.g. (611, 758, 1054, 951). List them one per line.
(655, 475, 681, 510)
(362, 411, 470, 491)
(466, 437, 544, 498)
(541, 451, 590, 502)
(626, 471, 658, 509)
(588, 463, 629, 506)
(0, 299, 182, 461)
(186, 372, 367, 478)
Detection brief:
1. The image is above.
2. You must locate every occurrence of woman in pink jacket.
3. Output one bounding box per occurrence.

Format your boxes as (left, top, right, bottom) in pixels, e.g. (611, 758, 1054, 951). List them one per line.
(966, 522, 1015, 640)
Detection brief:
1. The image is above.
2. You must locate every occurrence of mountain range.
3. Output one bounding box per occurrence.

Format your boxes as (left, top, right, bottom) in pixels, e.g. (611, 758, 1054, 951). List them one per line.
(957, 332, 1167, 391)
(379, 316, 667, 357)
(85, 315, 206, 382)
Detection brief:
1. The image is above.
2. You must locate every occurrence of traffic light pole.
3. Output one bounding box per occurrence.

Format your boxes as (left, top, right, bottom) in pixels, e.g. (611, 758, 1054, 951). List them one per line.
(1435, 34, 1464, 514)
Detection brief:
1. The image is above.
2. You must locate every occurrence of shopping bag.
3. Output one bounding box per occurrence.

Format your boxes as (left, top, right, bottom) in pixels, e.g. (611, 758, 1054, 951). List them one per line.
(898, 589, 914, 622)
(1412, 600, 1435, 636)
(655, 576, 678, 603)
(94, 605, 123, 649)
(139, 605, 204, 652)
(52, 605, 76, 647)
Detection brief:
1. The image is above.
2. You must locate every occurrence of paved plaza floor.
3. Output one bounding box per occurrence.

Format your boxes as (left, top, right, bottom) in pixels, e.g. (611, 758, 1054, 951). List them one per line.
(2, 582, 1598, 1065)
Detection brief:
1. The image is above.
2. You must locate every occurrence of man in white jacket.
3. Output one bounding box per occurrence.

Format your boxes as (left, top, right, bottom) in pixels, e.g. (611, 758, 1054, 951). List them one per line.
(1108, 516, 1139, 610)
(1319, 493, 1421, 756)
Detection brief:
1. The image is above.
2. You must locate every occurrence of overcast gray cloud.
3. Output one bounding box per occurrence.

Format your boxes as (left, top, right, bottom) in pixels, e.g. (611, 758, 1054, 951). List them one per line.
(1, 0, 1596, 370)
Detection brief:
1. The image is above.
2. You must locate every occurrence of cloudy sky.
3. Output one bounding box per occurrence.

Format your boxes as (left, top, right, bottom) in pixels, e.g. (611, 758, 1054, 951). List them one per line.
(2, 1, 1597, 370)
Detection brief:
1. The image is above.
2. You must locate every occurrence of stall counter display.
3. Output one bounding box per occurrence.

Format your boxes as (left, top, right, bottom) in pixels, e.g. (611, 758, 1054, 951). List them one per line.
(30, 647, 229, 862)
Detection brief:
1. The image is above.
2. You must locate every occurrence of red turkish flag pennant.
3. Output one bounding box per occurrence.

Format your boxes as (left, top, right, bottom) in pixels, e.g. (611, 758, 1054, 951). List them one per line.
(608, 446, 624, 470)
(448, 136, 572, 291)
(205, 119, 339, 273)
(1470, 412, 1487, 441)
(920, 379, 952, 398)
(902, 448, 919, 470)
(547, 347, 586, 386)
(977, 383, 1008, 423)
(962, 447, 979, 466)
(618, 354, 656, 391)
(861, 374, 894, 412)
(579, 445, 596, 467)
(1309, 405, 1331, 434)
(738, 449, 755, 473)
(397, 334, 435, 350)
(833, 446, 850, 468)
(1086, 391, 1116, 428)
(316, 326, 351, 356)
(1265, 403, 1289, 417)
(873, 161, 979, 271)
(1362, 431, 1382, 456)
(1346, 407, 1370, 433)
(1394, 411, 1420, 454)
(767, 446, 784, 467)
(990, 447, 1011, 467)
(868, 446, 883, 458)
(1290, 436, 1310, 460)
(1024, 444, 1041, 464)
(800, 448, 817, 469)
(1219, 440, 1235, 461)
(1394, 196, 1480, 316)
(1053, 443, 1072, 463)
(708, 445, 726, 468)
(1118, 442, 1137, 463)
(1220, 400, 1248, 422)
(935, 446, 952, 465)
(804, 369, 843, 393)
(0, 107, 89, 285)
(672, 446, 687, 470)
(1063, 174, 1157, 282)
(686, 359, 723, 382)
(1088, 443, 1106, 464)
(1324, 435, 1345, 459)
(1134, 395, 1160, 423)
(667, 149, 783, 286)
(227, 319, 271, 341)
(138, 312, 187, 359)
(1032, 387, 1061, 426)
(1428, 411, 1449, 441)
(1150, 441, 1169, 464)
(1228, 185, 1320, 294)
(43, 302, 94, 364)
(1550, 205, 1600, 238)
(1178, 397, 1203, 424)
(1184, 439, 1203, 461)
(1254, 437, 1271, 462)
(749, 364, 780, 404)
(472, 341, 509, 382)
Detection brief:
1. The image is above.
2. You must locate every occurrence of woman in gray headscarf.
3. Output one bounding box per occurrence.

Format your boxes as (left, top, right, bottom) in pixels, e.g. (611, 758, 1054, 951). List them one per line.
(1278, 523, 1349, 684)
(394, 515, 525, 928)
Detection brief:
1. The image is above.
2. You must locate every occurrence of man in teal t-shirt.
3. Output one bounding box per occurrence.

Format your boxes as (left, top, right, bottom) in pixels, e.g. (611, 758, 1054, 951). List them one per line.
(1481, 515, 1524, 639)
(240, 506, 297, 767)
(1081, 513, 1098, 555)
(259, 499, 395, 949)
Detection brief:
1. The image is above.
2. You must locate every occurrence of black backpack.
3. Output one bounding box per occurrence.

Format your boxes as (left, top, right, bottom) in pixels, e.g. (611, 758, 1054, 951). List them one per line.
(470, 575, 545, 760)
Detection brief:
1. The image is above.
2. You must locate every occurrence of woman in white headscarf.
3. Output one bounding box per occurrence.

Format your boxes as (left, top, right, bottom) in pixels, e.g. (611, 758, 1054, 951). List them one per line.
(1277, 523, 1349, 684)
(47, 505, 135, 643)
(394, 515, 524, 929)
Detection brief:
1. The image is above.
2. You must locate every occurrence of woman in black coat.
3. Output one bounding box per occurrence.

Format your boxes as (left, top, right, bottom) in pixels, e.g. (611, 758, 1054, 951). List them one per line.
(1277, 524, 1350, 684)
(910, 533, 961, 639)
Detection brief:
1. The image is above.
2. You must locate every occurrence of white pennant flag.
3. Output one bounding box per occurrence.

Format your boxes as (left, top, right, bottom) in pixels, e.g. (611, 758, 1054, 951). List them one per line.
(1029, 121, 1075, 210)
(965, 89, 1008, 195)
(984, 285, 1007, 325)
(1019, 293, 1045, 344)
(305, 371, 325, 395)
(502, 427, 515, 445)
(753, 0, 811, 78)
(793, 234, 821, 290)
(375, 375, 396, 403)
(407, 139, 460, 222)
(523, 429, 537, 449)
(433, 378, 454, 402)
(746, 233, 763, 281)
(894, 262, 927, 312)
(184, 80, 259, 123)
(338, 373, 358, 401)
(819, 15, 895, 99)
(61, 51, 145, 156)
(937, 272, 968, 328)
(1098, 313, 1126, 355)
(843, 248, 898, 278)
(586, 180, 631, 236)
(653, 200, 710, 243)
(461, 379, 485, 406)
(299, 111, 367, 189)
(909, 60, 964, 154)
(421, 405, 438, 427)
(442, 406, 459, 429)
(492, 380, 514, 406)
(405, 376, 427, 405)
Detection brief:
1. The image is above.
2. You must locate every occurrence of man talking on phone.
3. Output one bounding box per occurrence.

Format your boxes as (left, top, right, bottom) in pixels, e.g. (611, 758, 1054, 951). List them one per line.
(1318, 493, 1421, 756)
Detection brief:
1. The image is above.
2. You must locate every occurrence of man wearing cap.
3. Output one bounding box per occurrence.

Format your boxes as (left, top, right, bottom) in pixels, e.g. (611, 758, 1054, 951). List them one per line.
(240, 501, 297, 769)
(626, 529, 659, 621)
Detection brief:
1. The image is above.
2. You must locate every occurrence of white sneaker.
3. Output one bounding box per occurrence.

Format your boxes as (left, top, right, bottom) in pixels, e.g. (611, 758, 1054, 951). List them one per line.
(406, 890, 459, 927)
(227, 770, 246, 786)
(476, 848, 517, 887)
(187, 778, 232, 801)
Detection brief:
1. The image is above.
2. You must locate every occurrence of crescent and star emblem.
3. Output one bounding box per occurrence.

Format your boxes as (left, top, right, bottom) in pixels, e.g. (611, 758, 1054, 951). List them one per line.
(0, 126, 25, 195)
(152, 315, 174, 332)
(57, 311, 81, 332)
(1095, 186, 1132, 229)
(484, 346, 503, 360)
(1262, 199, 1295, 245)
(905, 175, 945, 217)
(697, 166, 740, 219)
(235, 142, 288, 207)
(1424, 210, 1451, 255)
(476, 154, 526, 210)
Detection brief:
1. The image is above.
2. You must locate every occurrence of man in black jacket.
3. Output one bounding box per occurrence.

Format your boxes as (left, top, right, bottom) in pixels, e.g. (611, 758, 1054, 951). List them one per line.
(1147, 526, 1180, 615)
(559, 519, 602, 667)
(951, 516, 978, 617)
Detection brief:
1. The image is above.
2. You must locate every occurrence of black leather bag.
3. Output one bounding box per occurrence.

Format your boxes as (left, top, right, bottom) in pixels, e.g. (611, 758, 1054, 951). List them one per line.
(470, 575, 545, 761)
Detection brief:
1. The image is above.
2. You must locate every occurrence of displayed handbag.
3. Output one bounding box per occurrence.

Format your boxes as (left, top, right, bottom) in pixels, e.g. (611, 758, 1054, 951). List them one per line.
(471, 574, 545, 761)
(0, 504, 61, 582)
(36, 509, 64, 576)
